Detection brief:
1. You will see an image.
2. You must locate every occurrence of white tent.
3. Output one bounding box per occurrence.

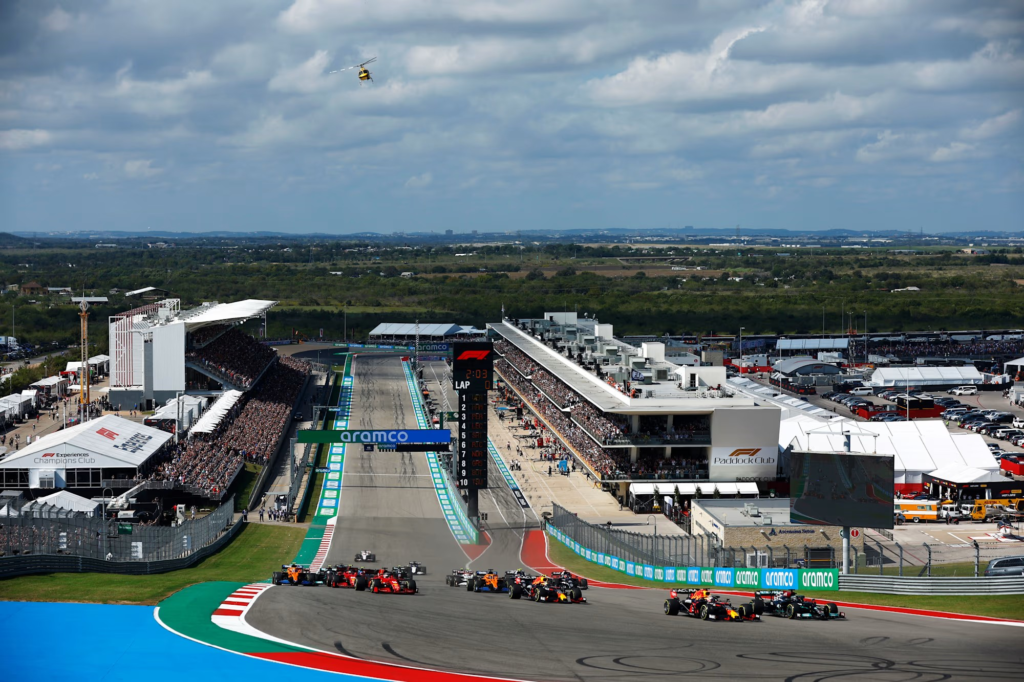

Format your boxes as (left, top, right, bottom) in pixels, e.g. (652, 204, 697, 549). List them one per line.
(190, 390, 243, 435)
(866, 366, 982, 387)
(779, 415, 997, 490)
(0, 415, 171, 489)
(32, 490, 101, 515)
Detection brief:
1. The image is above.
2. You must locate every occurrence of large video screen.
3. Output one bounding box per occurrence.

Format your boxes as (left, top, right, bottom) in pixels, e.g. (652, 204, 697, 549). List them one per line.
(790, 452, 894, 529)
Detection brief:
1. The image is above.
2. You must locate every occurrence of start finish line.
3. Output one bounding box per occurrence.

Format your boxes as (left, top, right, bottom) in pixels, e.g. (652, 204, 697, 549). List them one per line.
(297, 429, 451, 445)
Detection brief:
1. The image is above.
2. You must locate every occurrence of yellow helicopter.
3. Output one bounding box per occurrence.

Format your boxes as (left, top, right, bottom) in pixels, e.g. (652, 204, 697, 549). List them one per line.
(329, 57, 376, 83)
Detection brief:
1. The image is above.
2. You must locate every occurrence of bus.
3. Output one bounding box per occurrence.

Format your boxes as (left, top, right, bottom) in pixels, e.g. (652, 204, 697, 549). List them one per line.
(895, 500, 939, 523)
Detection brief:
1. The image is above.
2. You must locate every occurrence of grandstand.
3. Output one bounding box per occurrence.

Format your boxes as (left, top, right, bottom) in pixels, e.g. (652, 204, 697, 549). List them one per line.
(489, 314, 780, 503)
(108, 298, 276, 409)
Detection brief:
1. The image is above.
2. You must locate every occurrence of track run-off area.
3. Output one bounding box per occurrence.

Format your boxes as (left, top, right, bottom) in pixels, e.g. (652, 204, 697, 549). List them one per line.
(6, 354, 1024, 682)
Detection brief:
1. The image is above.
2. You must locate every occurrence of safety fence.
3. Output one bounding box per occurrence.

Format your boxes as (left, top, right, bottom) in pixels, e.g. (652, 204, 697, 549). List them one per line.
(0, 519, 243, 578)
(289, 372, 339, 515)
(838, 574, 1024, 595)
(0, 496, 235, 564)
(547, 505, 1024, 594)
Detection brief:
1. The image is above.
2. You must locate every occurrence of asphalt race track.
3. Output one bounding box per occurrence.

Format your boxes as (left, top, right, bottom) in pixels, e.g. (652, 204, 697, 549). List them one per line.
(247, 355, 1022, 682)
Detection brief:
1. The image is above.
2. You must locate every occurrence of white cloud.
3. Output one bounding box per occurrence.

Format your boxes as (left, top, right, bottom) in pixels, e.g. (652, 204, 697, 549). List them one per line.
(961, 109, 1021, 140)
(41, 7, 74, 32)
(0, 129, 52, 150)
(404, 172, 433, 188)
(930, 141, 978, 163)
(269, 50, 333, 94)
(124, 159, 163, 178)
(113, 64, 216, 117)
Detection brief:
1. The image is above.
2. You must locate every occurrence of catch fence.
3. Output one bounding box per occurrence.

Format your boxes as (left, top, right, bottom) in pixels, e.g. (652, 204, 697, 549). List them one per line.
(0, 497, 235, 563)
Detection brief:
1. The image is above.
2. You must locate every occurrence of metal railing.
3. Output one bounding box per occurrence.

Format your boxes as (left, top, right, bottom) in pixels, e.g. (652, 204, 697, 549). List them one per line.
(550, 503, 714, 567)
(0, 497, 234, 562)
(838, 574, 1024, 595)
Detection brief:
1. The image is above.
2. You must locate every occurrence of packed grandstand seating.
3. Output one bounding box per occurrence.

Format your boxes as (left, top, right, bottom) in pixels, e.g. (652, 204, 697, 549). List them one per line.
(867, 337, 1024, 359)
(148, 356, 310, 497)
(496, 359, 707, 481)
(532, 369, 579, 408)
(188, 324, 230, 347)
(494, 340, 539, 376)
(186, 329, 277, 389)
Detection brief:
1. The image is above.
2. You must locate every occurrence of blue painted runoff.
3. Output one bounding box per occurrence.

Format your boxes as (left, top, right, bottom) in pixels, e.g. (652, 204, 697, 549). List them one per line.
(0, 601, 357, 682)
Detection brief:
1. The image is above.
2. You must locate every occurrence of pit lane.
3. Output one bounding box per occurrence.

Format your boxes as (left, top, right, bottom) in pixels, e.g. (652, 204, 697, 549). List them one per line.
(246, 355, 1021, 681)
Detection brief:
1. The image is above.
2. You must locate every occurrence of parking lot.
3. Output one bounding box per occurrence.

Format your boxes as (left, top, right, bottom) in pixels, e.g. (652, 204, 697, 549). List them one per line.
(799, 383, 1024, 455)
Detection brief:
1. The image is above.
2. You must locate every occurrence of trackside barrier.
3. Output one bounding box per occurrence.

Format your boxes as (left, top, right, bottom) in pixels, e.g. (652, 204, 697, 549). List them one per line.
(546, 524, 839, 591)
(0, 506, 240, 577)
(292, 371, 340, 516)
(838, 574, 1024, 595)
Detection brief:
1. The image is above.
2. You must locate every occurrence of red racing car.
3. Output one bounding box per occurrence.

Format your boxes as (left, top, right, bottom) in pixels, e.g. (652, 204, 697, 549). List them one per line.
(324, 565, 370, 590)
(369, 567, 418, 594)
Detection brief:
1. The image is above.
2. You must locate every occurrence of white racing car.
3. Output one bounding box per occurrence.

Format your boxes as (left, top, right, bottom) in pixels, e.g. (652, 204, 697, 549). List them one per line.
(406, 560, 427, 575)
(354, 550, 377, 562)
(445, 569, 474, 587)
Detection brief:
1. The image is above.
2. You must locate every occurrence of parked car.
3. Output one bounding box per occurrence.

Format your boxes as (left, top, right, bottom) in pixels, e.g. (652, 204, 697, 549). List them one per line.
(948, 386, 978, 396)
(984, 556, 1024, 577)
(849, 387, 875, 396)
(1013, 417, 1024, 429)
(995, 428, 1023, 441)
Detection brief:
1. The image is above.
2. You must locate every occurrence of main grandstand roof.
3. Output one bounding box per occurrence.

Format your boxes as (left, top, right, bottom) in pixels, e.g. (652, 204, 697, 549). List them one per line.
(0, 415, 171, 470)
(178, 300, 277, 331)
(776, 338, 850, 351)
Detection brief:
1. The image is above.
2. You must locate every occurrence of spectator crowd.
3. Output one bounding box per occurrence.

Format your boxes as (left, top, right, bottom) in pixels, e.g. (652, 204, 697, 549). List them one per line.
(496, 359, 708, 481)
(186, 329, 277, 389)
(148, 356, 310, 497)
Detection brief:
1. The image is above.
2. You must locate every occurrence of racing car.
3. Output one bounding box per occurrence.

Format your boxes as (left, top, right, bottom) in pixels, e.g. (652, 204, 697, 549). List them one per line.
(754, 590, 845, 620)
(467, 570, 512, 593)
(368, 567, 418, 594)
(272, 563, 322, 586)
(405, 560, 427, 575)
(354, 550, 377, 562)
(446, 569, 474, 587)
(550, 570, 588, 591)
(511, 573, 587, 603)
(664, 588, 761, 621)
(323, 564, 370, 590)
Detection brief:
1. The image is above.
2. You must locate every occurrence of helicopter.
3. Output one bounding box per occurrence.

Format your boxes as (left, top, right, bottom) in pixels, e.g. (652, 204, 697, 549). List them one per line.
(329, 57, 376, 83)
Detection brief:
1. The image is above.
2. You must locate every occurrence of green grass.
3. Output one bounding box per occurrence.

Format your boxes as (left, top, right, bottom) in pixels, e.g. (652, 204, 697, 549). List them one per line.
(0, 523, 305, 605)
(231, 462, 262, 512)
(547, 540, 1024, 620)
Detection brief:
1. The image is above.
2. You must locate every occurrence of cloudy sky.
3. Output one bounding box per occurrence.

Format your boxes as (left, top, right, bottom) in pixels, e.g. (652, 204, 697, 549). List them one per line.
(1, 0, 1022, 235)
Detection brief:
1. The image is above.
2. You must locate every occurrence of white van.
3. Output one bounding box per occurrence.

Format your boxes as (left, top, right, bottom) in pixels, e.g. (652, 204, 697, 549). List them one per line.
(849, 387, 874, 396)
(948, 386, 977, 396)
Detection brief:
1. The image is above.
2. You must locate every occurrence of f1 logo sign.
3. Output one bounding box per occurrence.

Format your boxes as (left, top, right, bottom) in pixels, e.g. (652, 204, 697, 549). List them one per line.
(456, 350, 490, 361)
(97, 428, 118, 440)
(728, 448, 761, 457)
(41, 452, 56, 458)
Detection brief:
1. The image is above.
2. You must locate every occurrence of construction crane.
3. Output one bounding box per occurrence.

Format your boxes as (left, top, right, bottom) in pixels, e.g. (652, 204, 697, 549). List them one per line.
(79, 299, 90, 422)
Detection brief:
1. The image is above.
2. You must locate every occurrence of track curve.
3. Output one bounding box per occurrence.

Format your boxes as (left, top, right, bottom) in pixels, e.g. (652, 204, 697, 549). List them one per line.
(246, 356, 1022, 681)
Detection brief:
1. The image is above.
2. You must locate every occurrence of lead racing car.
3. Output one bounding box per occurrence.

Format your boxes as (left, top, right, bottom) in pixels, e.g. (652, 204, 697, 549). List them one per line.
(354, 550, 377, 563)
(511, 572, 587, 603)
(754, 590, 845, 620)
(664, 588, 761, 621)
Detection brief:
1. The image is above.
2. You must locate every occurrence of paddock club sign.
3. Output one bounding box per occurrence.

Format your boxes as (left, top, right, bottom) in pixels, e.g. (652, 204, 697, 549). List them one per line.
(709, 445, 778, 480)
(548, 526, 838, 591)
(296, 429, 451, 445)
